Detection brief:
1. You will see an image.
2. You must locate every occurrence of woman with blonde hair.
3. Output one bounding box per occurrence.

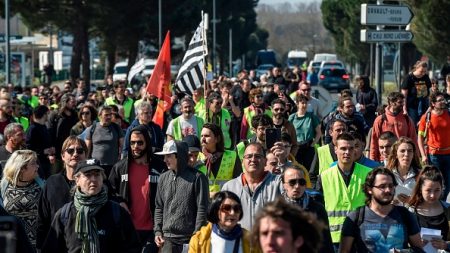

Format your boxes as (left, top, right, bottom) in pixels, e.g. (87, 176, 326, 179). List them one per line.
(386, 136, 421, 205)
(1, 149, 44, 248)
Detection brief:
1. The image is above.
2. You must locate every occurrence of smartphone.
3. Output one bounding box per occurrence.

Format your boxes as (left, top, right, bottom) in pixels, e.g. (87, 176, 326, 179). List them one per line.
(0, 216, 17, 253)
(265, 128, 281, 150)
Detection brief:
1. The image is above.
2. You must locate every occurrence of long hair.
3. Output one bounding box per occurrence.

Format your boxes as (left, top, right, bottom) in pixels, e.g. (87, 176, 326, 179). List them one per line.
(386, 137, 421, 173)
(202, 123, 225, 153)
(1, 150, 37, 187)
(408, 165, 444, 208)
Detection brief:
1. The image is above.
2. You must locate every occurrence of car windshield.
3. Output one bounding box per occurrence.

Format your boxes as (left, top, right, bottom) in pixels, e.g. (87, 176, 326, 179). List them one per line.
(114, 66, 128, 74)
(321, 69, 347, 77)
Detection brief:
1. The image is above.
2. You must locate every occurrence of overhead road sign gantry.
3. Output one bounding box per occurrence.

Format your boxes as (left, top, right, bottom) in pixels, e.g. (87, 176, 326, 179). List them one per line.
(360, 29, 413, 43)
(361, 4, 413, 25)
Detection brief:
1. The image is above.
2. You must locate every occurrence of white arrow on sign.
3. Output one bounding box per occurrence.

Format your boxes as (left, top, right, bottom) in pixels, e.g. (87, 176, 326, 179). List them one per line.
(361, 4, 413, 25)
(360, 29, 414, 43)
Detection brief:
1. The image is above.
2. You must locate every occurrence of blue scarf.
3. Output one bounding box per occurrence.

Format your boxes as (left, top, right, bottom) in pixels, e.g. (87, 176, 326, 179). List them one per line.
(212, 223, 242, 241)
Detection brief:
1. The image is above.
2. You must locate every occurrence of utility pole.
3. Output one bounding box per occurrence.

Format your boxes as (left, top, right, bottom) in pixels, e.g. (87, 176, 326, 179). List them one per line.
(5, 0, 10, 84)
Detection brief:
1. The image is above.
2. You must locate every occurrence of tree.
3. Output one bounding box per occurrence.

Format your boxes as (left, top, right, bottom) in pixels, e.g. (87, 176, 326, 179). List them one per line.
(406, 0, 450, 65)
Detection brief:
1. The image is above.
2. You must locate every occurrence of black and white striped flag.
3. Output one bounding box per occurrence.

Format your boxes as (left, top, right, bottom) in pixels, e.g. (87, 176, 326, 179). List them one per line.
(175, 21, 207, 96)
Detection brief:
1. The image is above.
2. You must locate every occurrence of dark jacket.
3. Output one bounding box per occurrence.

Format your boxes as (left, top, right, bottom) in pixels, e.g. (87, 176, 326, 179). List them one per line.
(0, 205, 35, 253)
(41, 201, 140, 253)
(153, 141, 209, 243)
(109, 125, 166, 227)
(47, 110, 78, 156)
(121, 119, 164, 156)
(36, 172, 74, 249)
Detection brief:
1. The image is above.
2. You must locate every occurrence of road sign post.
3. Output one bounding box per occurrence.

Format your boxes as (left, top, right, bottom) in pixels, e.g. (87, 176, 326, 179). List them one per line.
(360, 30, 413, 43)
(361, 4, 413, 26)
(360, 2, 414, 105)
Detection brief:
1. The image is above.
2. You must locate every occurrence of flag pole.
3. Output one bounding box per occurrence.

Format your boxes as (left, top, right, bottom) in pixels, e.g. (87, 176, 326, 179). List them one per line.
(202, 11, 211, 123)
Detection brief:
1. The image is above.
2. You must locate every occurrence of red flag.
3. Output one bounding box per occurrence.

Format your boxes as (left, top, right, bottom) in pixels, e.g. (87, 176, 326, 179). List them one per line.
(146, 31, 172, 128)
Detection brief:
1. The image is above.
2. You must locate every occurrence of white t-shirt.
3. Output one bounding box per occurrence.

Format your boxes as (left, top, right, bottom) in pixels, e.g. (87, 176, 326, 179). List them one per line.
(166, 115, 199, 138)
(210, 232, 243, 253)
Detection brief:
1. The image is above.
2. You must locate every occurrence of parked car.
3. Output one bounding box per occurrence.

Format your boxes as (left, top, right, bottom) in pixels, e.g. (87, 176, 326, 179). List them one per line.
(320, 60, 345, 69)
(318, 67, 350, 92)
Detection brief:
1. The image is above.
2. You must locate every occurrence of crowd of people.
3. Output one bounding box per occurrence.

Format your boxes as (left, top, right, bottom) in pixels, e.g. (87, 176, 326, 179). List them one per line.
(0, 60, 450, 253)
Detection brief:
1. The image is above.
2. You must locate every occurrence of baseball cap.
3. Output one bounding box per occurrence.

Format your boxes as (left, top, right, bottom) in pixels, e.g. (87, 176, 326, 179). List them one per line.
(182, 135, 201, 153)
(74, 159, 103, 175)
(155, 140, 178, 155)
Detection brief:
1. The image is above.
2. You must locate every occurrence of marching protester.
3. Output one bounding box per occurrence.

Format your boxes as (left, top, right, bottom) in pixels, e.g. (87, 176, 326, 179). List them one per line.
(41, 159, 141, 252)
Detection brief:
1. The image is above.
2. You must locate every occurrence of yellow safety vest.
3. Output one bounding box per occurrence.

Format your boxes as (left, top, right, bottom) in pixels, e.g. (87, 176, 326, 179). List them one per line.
(194, 98, 206, 116)
(105, 96, 134, 123)
(318, 144, 334, 175)
(198, 109, 232, 149)
(171, 116, 204, 140)
(321, 163, 371, 243)
(198, 150, 237, 193)
(243, 106, 272, 139)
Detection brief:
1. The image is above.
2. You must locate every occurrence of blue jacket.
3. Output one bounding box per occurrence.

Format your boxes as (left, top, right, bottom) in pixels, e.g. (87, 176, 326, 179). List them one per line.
(121, 119, 164, 156)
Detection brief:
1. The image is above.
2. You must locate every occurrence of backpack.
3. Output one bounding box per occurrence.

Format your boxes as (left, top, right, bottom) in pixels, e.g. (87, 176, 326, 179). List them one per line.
(59, 201, 121, 227)
(377, 112, 412, 134)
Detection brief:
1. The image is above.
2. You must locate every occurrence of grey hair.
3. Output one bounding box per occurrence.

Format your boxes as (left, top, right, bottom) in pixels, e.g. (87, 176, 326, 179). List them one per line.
(4, 123, 23, 141)
(135, 101, 153, 115)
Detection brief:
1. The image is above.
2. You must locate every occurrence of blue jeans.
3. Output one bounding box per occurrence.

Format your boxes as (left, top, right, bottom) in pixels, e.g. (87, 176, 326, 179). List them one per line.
(428, 154, 450, 198)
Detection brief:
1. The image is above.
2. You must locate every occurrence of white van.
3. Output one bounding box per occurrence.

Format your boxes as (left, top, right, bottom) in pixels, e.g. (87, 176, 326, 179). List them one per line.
(142, 59, 157, 76)
(287, 50, 307, 69)
(113, 61, 128, 81)
(313, 53, 337, 63)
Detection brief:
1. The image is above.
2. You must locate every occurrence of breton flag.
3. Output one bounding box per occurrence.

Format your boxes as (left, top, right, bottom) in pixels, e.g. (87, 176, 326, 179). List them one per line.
(127, 58, 145, 83)
(175, 21, 207, 96)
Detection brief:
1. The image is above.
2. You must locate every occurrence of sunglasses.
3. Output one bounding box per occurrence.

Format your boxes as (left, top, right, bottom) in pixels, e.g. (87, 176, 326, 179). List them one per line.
(220, 204, 242, 214)
(286, 178, 307, 187)
(81, 111, 90, 115)
(130, 140, 144, 146)
(66, 147, 85, 155)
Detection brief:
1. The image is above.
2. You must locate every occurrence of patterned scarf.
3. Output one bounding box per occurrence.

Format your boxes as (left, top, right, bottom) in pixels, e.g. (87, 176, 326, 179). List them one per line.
(202, 148, 223, 176)
(282, 191, 310, 209)
(74, 186, 108, 253)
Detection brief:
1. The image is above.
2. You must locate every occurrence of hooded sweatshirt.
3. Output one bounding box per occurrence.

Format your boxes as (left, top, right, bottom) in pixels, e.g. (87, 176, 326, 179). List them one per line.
(108, 124, 166, 230)
(153, 141, 209, 242)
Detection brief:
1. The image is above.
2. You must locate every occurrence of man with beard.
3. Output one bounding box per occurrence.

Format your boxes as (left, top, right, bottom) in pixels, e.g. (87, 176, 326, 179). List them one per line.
(324, 96, 369, 144)
(418, 91, 450, 197)
(166, 97, 204, 141)
(370, 92, 417, 161)
(199, 92, 233, 149)
(316, 133, 371, 249)
(271, 99, 298, 156)
(0, 123, 25, 169)
(109, 124, 166, 252)
(339, 167, 423, 253)
(281, 165, 333, 253)
(0, 98, 15, 135)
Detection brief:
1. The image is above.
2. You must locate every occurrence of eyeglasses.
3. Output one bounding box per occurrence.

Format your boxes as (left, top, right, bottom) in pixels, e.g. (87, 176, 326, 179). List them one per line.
(243, 153, 264, 160)
(81, 111, 90, 115)
(372, 184, 395, 190)
(273, 108, 285, 112)
(66, 147, 85, 155)
(130, 140, 145, 146)
(220, 204, 242, 214)
(286, 178, 307, 187)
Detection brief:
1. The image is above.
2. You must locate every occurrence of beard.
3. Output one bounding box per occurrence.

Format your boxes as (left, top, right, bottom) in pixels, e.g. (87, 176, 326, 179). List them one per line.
(132, 150, 145, 159)
(372, 193, 393, 206)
